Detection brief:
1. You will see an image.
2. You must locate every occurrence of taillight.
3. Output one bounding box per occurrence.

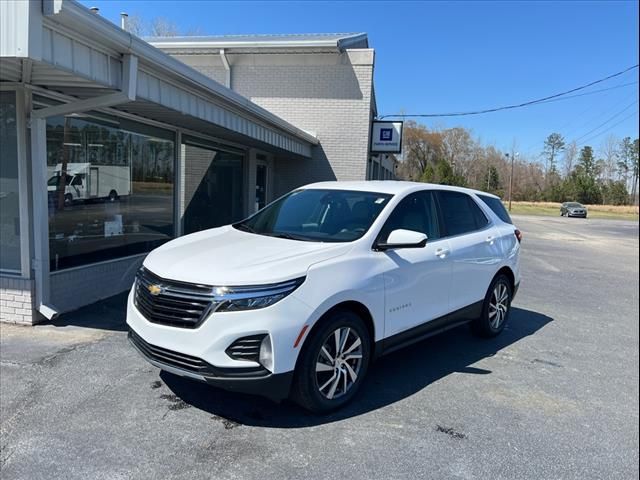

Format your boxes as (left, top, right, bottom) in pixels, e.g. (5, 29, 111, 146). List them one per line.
(514, 229, 523, 243)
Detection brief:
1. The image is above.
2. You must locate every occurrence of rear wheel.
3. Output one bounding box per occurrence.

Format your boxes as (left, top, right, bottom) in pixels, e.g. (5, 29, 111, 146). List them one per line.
(108, 190, 118, 202)
(292, 310, 371, 413)
(472, 274, 512, 338)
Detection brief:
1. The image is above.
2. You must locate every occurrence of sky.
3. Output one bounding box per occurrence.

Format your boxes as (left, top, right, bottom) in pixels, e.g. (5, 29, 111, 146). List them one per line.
(81, 0, 639, 160)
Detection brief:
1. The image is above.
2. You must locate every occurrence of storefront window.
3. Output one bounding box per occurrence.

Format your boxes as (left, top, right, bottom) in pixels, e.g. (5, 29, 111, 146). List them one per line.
(183, 141, 244, 234)
(46, 113, 175, 271)
(0, 91, 21, 273)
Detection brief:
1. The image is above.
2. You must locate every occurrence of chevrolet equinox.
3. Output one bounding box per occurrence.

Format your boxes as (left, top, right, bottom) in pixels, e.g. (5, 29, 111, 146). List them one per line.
(127, 182, 522, 412)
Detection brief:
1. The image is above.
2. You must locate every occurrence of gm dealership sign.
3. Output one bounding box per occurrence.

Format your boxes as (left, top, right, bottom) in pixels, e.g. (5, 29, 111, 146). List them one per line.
(371, 121, 403, 153)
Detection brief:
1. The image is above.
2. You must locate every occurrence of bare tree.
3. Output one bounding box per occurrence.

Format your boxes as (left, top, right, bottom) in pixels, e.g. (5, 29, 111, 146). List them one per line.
(599, 134, 620, 181)
(441, 127, 473, 176)
(149, 17, 179, 37)
(125, 14, 145, 37)
(398, 121, 443, 180)
(563, 141, 578, 177)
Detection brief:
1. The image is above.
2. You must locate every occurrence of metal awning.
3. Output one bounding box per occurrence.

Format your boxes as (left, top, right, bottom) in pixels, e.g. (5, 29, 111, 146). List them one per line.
(0, 0, 317, 157)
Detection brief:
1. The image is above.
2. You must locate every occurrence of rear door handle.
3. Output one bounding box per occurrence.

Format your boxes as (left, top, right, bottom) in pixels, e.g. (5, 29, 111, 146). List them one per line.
(435, 248, 450, 258)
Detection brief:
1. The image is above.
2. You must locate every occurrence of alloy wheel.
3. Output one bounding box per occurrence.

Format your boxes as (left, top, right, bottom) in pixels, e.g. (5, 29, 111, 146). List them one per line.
(315, 327, 363, 400)
(489, 283, 510, 329)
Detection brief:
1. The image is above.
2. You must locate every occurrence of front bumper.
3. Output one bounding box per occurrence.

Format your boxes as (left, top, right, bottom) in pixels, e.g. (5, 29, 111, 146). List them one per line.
(567, 211, 587, 217)
(128, 328, 293, 400)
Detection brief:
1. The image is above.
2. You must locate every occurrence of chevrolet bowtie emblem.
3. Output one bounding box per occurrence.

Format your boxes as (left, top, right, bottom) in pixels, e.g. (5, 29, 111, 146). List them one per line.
(148, 284, 163, 296)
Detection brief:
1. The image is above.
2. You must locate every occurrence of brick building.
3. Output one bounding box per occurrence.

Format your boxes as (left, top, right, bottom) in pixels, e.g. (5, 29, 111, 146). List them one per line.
(0, 0, 394, 325)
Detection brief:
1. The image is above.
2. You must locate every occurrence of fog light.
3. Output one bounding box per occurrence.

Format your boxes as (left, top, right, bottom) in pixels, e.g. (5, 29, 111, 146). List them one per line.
(259, 335, 273, 372)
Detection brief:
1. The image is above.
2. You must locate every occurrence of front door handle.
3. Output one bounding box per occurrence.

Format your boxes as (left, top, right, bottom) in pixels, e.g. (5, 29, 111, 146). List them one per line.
(435, 248, 450, 258)
(486, 235, 495, 244)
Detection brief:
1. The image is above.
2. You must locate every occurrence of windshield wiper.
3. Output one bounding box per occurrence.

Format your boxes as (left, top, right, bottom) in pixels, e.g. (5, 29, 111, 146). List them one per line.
(266, 232, 311, 241)
(234, 223, 257, 234)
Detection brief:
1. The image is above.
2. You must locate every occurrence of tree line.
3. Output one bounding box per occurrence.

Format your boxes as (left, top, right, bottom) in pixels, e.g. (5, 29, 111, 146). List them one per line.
(397, 121, 640, 205)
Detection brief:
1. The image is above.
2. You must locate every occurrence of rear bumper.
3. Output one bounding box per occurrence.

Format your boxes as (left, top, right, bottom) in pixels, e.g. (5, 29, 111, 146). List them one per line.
(128, 329, 293, 401)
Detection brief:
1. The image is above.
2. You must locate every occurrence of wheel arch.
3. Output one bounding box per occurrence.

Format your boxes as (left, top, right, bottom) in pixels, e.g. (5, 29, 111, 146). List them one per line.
(495, 265, 515, 292)
(296, 300, 376, 367)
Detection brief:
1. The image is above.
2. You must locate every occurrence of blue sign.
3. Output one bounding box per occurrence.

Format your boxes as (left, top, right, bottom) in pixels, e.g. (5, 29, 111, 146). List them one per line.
(380, 128, 393, 141)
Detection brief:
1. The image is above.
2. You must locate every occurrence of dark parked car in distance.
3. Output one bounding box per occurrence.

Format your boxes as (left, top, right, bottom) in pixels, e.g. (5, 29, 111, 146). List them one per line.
(561, 202, 588, 218)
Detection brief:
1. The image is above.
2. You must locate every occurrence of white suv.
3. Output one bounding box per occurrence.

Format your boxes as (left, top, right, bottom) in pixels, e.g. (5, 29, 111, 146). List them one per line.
(127, 181, 521, 412)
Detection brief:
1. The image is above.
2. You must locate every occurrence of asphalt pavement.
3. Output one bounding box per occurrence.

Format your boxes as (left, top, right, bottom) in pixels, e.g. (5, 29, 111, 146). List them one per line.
(1, 215, 638, 479)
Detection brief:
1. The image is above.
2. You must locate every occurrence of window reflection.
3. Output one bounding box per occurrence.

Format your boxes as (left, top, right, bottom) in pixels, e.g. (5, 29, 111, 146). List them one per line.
(0, 91, 21, 272)
(46, 114, 174, 271)
(183, 142, 244, 234)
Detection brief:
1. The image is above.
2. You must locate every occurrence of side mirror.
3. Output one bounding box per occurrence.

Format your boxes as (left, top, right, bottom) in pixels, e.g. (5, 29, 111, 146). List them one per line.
(376, 229, 427, 251)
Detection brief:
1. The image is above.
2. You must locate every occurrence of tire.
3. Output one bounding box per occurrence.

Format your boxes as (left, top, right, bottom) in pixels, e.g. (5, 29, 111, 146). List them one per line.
(64, 193, 73, 206)
(108, 190, 118, 202)
(471, 274, 512, 338)
(291, 310, 371, 413)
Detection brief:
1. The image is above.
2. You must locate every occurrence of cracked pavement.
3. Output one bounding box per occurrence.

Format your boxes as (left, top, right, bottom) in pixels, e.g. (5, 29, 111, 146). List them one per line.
(0, 215, 638, 479)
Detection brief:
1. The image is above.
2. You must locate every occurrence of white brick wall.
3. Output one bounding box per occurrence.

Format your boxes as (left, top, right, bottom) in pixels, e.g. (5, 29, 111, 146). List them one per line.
(172, 49, 375, 196)
(0, 276, 35, 325)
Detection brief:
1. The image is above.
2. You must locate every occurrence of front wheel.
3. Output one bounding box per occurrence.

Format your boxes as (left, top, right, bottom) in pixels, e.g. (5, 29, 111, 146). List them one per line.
(472, 274, 512, 338)
(291, 310, 371, 413)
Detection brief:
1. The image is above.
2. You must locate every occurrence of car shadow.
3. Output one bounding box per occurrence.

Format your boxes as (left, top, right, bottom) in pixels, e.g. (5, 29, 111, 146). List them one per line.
(160, 307, 553, 428)
(44, 292, 129, 332)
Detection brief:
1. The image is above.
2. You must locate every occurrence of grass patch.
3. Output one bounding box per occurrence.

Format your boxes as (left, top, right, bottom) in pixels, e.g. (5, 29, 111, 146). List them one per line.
(506, 201, 639, 221)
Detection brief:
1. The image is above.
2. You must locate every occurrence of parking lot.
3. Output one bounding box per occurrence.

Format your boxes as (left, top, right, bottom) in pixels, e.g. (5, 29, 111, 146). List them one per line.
(1, 215, 638, 480)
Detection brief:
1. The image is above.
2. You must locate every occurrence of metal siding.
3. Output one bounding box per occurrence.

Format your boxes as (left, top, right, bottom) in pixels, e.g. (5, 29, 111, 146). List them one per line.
(0, 1, 29, 57)
(0, 58, 22, 81)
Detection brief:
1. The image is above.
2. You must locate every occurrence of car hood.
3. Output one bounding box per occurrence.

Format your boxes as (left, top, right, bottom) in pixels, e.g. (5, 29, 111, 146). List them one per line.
(143, 225, 353, 286)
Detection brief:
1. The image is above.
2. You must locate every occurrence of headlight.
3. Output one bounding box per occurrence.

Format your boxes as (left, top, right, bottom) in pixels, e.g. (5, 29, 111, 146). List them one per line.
(214, 277, 305, 312)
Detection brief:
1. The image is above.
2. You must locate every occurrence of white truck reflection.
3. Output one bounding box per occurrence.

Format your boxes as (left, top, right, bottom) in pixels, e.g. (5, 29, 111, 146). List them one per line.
(47, 163, 131, 205)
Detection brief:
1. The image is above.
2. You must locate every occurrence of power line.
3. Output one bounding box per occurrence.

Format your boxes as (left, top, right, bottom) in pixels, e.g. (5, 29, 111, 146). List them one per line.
(518, 85, 638, 155)
(572, 99, 638, 143)
(576, 109, 639, 147)
(535, 81, 638, 106)
(379, 64, 639, 119)
(561, 94, 638, 140)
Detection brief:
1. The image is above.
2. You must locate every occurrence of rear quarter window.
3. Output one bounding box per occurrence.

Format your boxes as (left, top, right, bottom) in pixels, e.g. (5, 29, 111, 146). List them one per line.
(437, 191, 489, 236)
(478, 195, 513, 224)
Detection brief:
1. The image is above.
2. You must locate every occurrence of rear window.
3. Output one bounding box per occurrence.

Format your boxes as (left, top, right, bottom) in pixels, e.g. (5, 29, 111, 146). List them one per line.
(478, 195, 513, 224)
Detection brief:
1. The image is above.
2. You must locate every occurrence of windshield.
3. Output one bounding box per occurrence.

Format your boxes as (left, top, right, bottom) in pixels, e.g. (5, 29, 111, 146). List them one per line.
(567, 202, 583, 208)
(47, 174, 72, 187)
(234, 189, 393, 242)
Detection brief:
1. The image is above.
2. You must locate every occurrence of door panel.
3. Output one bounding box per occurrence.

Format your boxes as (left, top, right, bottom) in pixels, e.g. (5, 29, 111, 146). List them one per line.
(436, 191, 503, 311)
(89, 167, 99, 196)
(379, 191, 453, 337)
(381, 238, 453, 336)
(446, 227, 502, 310)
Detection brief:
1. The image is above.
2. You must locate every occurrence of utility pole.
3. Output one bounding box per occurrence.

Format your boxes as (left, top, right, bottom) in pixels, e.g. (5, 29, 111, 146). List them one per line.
(507, 152, 518, 211)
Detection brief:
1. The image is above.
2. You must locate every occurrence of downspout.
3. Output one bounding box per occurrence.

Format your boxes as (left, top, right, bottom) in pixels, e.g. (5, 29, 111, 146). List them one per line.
(30, 54, 138, 320)
(220, 48, 231, 89)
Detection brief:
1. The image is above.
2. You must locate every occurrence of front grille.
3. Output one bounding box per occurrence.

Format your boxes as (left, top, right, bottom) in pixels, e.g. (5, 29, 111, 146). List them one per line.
(225, 334, 267, 362)
(129, 329, 209, 374)
(128, 329, 269, 378)
(134, 268, 214, 328)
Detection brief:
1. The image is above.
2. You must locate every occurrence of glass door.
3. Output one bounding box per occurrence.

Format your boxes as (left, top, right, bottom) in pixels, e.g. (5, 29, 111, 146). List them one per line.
(255, 162, 268, 212)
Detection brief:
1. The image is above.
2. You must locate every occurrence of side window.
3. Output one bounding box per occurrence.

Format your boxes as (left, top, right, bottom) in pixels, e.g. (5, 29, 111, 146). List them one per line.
(378, 191, 440, 242)
(71, 175, 83, 186)
(437, 191, 489, 237)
